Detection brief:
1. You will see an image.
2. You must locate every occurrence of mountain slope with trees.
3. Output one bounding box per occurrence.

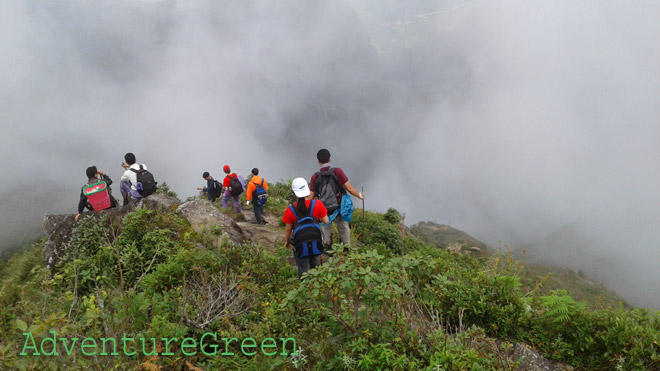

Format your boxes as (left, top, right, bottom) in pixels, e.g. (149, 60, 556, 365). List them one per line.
(0, 182, 658, 370)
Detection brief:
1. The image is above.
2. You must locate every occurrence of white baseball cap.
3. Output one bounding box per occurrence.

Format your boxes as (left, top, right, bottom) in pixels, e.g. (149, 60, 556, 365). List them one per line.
(291, 177, 310, 198)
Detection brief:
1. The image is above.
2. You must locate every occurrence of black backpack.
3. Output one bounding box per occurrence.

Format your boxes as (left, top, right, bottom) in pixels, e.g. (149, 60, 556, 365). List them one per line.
(314, 168, 343, 212)
(130, 165, 158, 197)
(252, 179, 268, 206)
(288, 200, 323, 258)
(227, 175, 243, 197)
(212, 179, 223, 198)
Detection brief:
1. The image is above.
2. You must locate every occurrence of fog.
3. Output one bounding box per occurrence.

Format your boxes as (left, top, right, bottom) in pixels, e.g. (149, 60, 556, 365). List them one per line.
(1, 0, 659, 307)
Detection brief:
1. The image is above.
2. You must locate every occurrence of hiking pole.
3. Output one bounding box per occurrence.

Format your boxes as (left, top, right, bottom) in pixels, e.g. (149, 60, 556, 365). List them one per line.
(361, 186, 365, 218)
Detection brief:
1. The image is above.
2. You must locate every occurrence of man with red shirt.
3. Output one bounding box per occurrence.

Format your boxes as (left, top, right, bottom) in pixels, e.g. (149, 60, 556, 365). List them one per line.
(309, 149, 364, 249)
(221, 165, 242, 213)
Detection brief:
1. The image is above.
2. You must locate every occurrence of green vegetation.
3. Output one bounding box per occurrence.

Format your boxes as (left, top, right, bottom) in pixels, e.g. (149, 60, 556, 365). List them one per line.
(410, 221, 487, 251)
(1, 193, 658, 370)
(155, 181, 178, 199)
(262, 178, 296, 213)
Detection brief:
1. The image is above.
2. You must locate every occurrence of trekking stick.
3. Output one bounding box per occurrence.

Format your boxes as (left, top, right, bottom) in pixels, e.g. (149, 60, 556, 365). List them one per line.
(361, 186, 365, 218)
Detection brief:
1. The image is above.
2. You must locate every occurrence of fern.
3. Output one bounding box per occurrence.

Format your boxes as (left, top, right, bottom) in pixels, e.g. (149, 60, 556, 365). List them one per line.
(540, 290, 587, 324)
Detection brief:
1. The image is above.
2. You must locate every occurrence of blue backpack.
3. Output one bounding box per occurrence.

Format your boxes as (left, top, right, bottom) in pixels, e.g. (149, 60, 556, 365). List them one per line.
(253, 179, 268, 206)
(288, 200, 324, 258)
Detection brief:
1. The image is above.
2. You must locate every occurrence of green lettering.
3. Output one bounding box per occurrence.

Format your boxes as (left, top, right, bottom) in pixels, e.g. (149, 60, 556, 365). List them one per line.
(181, 338, 197, 356)
(200, 333, 218, 356)
(241, 337, 257, 356)
(221, 337, 238, 356)
(60, 337, 78, 356)
(261, 338, 277, 356)
(161, 337, 178, 356)
(81, 338, 97, 356)
(20, 333, 40, 356)
(140, 337, 158, 356)
(40, 330, 59, 356)
(122, 334, 136, 356)
(280, 338, 297, 356)
(100, 337, 118, 356)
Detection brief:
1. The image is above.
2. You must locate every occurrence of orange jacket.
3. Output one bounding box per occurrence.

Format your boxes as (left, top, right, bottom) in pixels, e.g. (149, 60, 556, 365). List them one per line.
(246, 176, 268, 201)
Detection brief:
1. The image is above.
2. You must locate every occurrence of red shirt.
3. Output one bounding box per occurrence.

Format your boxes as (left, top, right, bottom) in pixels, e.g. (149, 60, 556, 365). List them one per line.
(309, 166, 349, 193)
(282, 199, 328, 224)
(223, 173, 237, 188)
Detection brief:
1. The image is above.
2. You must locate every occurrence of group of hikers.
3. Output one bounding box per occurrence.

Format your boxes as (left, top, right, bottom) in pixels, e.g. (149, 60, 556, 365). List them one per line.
(75, 152, 156, 222)
(196, 165, 269, 224)
(76, 149, 365, 279)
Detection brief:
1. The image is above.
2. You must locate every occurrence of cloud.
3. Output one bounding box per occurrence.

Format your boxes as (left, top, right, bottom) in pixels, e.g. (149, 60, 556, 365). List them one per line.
(1, 0, 659, 307)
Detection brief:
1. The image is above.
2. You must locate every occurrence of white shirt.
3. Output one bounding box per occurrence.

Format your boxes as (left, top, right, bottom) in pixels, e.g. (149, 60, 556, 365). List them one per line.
(121, 163, 147, 190)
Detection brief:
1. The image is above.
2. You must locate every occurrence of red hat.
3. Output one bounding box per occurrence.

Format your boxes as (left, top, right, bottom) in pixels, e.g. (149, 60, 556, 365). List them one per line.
(223, 165, 230, 173)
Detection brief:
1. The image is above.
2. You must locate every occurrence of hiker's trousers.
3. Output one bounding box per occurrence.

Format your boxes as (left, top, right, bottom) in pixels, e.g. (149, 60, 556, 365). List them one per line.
(221, 190, 241, 213)
(321, 214, 350, 248)
(293, 251, 319, 279)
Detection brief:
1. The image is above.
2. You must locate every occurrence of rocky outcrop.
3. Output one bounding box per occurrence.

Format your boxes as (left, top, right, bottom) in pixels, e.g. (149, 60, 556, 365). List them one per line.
(141, 194, 180, 211)
(42, 194, 181, 273)
(43, 206, 133, 272)
(43, 196, 286, 273)
(176, 199, 247, 245)
(43, 214, 77, 271)
(511, 343, 561, 371)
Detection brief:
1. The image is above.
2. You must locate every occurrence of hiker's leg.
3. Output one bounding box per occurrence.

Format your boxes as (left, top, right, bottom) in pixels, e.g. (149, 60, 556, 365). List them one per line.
(309, 255, 320, 270)
(293, 249, 309, 279)
(321, 222, 333, 250)
(109, 195, 118, 208)
(221, 190, 230, 208)
(120, 181, 131, 200)
(336, 216, 350, 246)
(232, 195, 241, 213)
(253, 204, 263, 223)
(120, 182, 141, 203)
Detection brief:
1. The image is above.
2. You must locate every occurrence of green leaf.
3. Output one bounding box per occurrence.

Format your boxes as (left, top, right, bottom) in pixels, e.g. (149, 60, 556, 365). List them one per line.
(15, 319, 27, 332)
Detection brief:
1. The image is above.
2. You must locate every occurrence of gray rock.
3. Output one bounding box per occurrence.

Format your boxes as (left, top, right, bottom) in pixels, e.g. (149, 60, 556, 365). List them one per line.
(176, 199, 246, 245)
(141, 193, 180, 211)
(42, 214, 76, 271)
(512, 343, 560, 371)
(42, 194, 180, 273)
(43, 206, 134, 272)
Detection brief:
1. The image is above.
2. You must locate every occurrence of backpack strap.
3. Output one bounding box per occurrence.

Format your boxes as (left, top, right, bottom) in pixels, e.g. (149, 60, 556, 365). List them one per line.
(261, 179, 265, 187)
(309, 199, 316, 216)
(129, 165, 144, 174)
(288, 204, 297, 219)
(315, 168, 344, 193)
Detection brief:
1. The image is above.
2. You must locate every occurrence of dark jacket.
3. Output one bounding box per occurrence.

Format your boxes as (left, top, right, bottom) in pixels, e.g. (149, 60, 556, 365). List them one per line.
(202, 177, 218, 201)
(78, 174, 117, 213)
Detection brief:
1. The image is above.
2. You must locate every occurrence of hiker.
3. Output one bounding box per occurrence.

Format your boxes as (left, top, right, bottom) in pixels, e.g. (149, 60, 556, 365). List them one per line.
(221, 165, 243, 213)
(245, 168, 269, 224)
(309, 148, 364, 249)
(283, 177, 329, 279)
(75, 166, 118, 222)
(197, 171, 221, 203)
(120, 152, 157, 205)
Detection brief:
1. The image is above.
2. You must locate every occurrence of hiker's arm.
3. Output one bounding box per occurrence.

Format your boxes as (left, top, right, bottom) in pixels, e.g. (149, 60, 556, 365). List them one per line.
(100, 172, 113, 187)
(284, 223, 293, 249)
(76, 190, 86, 222)
(77, 190, 87, 214)
(320, 215, 329, 224)
(343, 181, 364, 199)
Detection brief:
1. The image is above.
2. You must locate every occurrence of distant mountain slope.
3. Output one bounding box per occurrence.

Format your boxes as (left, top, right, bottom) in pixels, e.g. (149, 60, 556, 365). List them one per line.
(410, 221, 487, 251)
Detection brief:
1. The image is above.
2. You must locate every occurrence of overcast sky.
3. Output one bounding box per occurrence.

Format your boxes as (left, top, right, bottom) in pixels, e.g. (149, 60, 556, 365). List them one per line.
(1, 0, 659, 307)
